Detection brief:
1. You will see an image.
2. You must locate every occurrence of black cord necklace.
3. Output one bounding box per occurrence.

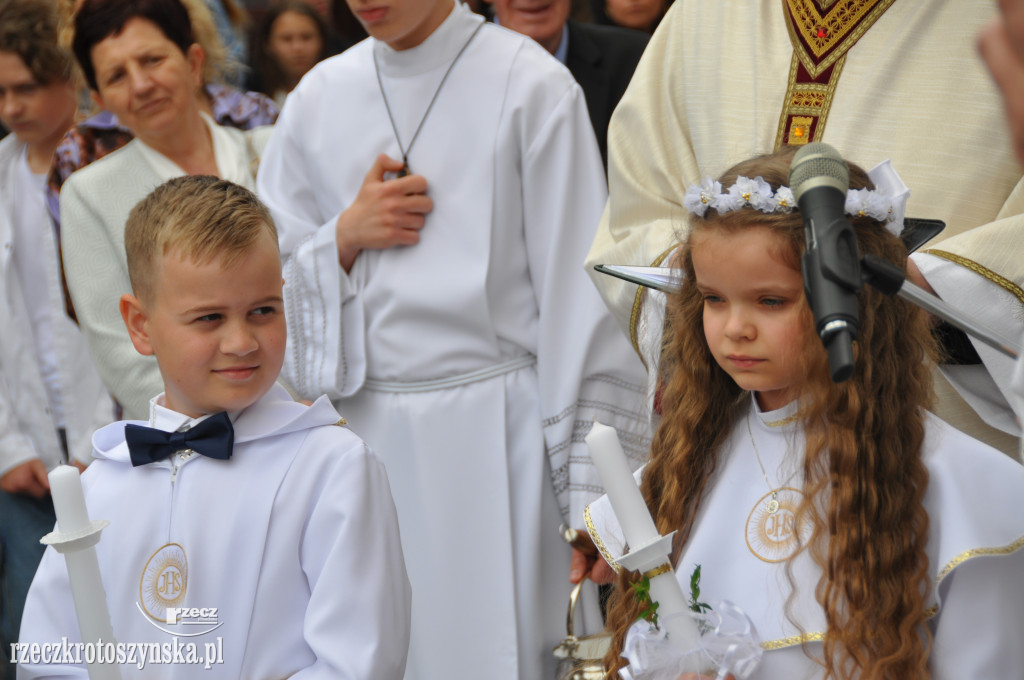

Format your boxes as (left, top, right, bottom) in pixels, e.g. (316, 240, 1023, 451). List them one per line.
(373, 21, 484, 177)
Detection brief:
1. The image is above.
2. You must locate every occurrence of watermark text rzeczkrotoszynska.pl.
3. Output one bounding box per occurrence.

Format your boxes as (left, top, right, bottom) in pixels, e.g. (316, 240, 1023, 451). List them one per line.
(11, 637, 225, 670)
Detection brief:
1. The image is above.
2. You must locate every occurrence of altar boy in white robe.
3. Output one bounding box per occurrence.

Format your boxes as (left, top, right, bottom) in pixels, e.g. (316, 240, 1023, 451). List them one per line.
(18, 176, 411, 679)
(256, 0, 651, 678)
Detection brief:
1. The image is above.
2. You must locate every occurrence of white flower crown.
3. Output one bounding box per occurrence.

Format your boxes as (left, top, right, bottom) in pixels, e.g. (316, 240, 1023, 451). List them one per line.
(683, 175, 895, 223)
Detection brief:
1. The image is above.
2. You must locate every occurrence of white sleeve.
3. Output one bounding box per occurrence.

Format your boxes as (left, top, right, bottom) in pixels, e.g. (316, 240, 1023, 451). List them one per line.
(930, 548, 1024, 678)
(0, 378, 38, 477)
(258, 92, 367, 400)
(60, 178, 162, 422)
(291, 440, 410, 679)
(911, 227, 1024, 437)
(516, 70, 651, 526)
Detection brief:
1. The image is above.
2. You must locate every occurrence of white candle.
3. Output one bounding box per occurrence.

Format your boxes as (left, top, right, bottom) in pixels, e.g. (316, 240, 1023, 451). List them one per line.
(45, 465, 122, 680)
(50, 464, 92, 534)
(585, 421, 658, 549)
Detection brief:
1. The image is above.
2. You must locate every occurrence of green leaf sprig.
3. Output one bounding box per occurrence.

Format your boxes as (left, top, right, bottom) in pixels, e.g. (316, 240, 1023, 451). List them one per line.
(688, 564, 712, 615)
(631, 576, 660, 626)
(688, 564, 713, 634)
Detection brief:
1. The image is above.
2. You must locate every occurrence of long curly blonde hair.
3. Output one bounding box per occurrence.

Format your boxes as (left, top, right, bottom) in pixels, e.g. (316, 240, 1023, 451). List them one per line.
(603, 147, 938, 680)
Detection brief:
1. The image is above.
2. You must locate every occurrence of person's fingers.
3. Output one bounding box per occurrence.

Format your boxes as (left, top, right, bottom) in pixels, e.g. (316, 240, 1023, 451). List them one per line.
(998, 0, 1024, 63)
(389, 226, 422, 247)
(403, 194, 434, 217)
(590, 555, 617, 584)
(979, 19, 1024, 166)
(980, 19, 1020, 88)
(391, 173, 429, 195)
(32, 460, 51, 492)
(569, 548, 591, 583)
(365, 153, 405, 183)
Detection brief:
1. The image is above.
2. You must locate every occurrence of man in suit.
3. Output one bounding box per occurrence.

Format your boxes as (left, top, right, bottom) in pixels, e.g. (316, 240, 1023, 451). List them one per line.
(485, 0, 648, 168)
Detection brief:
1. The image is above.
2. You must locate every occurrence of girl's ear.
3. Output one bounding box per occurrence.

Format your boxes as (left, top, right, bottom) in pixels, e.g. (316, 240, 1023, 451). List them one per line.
(120, 293, 155, 356)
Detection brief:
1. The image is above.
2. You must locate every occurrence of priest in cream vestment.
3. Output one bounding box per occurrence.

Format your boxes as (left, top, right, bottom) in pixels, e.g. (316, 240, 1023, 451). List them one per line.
(585, 0, 1024, 453)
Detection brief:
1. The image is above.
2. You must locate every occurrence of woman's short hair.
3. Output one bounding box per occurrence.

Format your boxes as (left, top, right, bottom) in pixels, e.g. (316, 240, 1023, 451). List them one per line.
(73, 0, 195, 90)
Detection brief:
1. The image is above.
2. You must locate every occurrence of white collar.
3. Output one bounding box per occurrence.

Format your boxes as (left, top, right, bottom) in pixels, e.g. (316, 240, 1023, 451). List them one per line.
(133, 112, 254, 188)
(147, 393, 234, 433)
(372, 2, 481, 76)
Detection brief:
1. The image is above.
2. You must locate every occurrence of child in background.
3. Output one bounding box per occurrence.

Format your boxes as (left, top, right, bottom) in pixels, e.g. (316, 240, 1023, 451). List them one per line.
(249, 0, 332, 108)
(0, 1, 113, 676)
(584, 147, 1024, 679)
(18, 176, 410, 679)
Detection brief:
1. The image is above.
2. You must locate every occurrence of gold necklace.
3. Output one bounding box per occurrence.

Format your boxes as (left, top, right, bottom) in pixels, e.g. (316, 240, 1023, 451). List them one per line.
(744, 411, 811, 562)
(746, 412, 800, 514)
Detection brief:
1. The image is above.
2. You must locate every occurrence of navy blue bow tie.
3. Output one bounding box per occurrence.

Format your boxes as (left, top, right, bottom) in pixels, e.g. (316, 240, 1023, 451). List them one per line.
(126, 412, 234, 467)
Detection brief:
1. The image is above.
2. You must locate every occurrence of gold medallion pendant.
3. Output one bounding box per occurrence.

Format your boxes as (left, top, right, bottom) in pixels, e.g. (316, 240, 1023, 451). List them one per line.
(745, 488, 812, 563)
(139, 543, 188, 622)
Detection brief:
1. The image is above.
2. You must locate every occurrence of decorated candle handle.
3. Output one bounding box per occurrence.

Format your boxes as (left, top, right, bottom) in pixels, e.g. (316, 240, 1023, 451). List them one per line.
(586, 421, 701, 653)
(42, 465, 121, 680)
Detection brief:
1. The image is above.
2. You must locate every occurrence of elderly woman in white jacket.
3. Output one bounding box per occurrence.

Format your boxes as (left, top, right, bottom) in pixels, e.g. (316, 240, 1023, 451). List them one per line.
(61, 0, 272, 420)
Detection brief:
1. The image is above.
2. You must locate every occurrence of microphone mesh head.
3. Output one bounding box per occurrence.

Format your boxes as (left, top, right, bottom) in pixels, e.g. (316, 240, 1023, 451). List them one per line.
(789, 142, 849, 201)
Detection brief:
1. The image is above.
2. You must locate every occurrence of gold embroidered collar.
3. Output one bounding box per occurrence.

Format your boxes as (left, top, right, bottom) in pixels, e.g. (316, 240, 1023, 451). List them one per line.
(784, 0, 897, 77)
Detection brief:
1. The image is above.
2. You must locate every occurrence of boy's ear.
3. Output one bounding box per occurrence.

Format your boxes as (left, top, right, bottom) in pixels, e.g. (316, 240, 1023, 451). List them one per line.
(120, 293, 155, 356)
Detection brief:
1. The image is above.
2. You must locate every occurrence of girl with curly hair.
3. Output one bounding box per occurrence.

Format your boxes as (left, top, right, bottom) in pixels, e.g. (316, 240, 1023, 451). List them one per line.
(581, 146, 1024, 679)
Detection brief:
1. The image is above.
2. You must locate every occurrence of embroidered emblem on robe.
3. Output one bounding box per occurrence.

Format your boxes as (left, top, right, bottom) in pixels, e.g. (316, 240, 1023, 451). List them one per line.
(745, 488, 812, 562)
(775, 0, 897, 148)
(139, 543, 188, 622)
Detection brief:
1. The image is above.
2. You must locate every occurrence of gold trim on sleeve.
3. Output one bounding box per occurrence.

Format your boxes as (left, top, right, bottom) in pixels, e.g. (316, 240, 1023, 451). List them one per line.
(920, 250, 1024, 306)
(935, 534, 1024, 586)
(584, 504, 623, 574)
(757, 536, 1023, 651)
(760, 630, 825, 651)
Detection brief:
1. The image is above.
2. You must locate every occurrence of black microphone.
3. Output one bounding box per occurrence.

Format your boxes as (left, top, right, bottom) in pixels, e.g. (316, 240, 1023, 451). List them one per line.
(789, 142, 862, 383)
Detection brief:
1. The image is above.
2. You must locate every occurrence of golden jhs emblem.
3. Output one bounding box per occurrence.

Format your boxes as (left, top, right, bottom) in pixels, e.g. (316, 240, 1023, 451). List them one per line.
(139, 543, 188, 622)
(745, 488, 812, 563)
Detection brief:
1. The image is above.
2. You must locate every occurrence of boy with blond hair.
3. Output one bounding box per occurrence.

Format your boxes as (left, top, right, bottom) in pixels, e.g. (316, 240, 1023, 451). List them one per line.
(18, 176, 410, 679)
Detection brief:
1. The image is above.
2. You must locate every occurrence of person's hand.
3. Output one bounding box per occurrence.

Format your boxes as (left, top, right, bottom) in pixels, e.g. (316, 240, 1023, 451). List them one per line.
(905, 257, 937, 296)
(0, 459, 50, 498)
(566, 527, 617, 584)
(335, 154, 433, 271)
(979, 0, 1024, 167)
